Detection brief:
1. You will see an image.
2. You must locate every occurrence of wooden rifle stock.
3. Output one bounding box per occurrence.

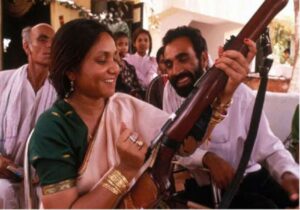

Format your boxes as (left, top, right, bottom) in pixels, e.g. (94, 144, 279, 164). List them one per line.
(119, 0, 288, 208)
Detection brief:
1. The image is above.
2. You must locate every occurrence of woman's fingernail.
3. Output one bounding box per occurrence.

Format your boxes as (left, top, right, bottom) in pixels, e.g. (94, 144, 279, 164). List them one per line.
(244, 38, 249, 42)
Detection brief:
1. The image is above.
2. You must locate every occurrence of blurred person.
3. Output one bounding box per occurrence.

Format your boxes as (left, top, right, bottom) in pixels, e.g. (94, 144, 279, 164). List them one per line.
(0, 23, 56, 208)
(114, 31, 145, 99)
(124, 28, 157, 89)
(145, 46, 168, 109)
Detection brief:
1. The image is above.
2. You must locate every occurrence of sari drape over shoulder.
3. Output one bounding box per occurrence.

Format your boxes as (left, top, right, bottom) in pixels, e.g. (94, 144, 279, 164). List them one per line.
(77, 93, 169, 194)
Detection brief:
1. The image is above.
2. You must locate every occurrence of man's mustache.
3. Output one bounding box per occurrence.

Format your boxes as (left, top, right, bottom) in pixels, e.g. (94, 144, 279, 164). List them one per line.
(169, 70, 195, 86)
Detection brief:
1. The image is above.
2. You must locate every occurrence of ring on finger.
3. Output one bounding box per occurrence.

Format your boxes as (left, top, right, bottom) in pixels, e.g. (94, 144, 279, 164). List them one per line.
(136, 140, 144, 149)
(128, 132, 138, 143)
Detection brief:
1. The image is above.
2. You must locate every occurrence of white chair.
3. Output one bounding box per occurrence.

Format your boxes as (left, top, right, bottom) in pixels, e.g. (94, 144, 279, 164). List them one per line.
(23, 130, 40, 209)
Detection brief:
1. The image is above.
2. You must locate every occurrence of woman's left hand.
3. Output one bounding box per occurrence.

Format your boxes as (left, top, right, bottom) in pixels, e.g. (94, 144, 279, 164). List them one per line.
(215, 38, 256, 101)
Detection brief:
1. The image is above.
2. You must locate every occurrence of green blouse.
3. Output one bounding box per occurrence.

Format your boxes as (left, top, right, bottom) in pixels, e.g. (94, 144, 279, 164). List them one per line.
(29, 100, 88, 186)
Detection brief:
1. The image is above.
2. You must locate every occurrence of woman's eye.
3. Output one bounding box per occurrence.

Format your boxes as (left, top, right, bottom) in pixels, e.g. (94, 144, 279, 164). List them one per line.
(96, 59, 106, 64)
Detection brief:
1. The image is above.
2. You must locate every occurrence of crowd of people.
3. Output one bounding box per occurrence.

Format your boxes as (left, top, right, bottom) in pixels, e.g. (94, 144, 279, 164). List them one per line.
(0, 18, 298, 209)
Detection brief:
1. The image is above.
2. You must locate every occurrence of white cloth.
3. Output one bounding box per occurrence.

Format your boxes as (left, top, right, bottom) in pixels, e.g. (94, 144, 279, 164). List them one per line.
(77, 93, 169, 195)
(0, 65, 56, 209)
(163, 83, 299, 185)
(0, 64, 56, 165)
(163, 81, 185, 113)
(124, 53, 158, 88)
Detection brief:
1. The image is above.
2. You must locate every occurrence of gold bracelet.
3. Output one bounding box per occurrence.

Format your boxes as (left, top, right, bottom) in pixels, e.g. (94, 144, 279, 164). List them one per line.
(202, 98, 233, 143)
(107, 172, 128, 191)
(101, 169, 129, 195)
(102, 182, 121, 195)
(212, 98, 233, 114)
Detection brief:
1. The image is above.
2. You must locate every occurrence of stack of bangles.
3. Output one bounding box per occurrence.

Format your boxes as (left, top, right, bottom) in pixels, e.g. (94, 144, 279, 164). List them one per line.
(102, 169, 129, 195)
(210, 98, 232, 125)
(203, 98, 233, 142)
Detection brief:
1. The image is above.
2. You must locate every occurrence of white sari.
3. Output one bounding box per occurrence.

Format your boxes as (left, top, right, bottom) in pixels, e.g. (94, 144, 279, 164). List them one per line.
(76, 93, 169, 196)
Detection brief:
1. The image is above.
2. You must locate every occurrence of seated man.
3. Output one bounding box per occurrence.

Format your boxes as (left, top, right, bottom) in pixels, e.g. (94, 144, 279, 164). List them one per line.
(0, 23, 56, 208)
(161, 26, 299, 208)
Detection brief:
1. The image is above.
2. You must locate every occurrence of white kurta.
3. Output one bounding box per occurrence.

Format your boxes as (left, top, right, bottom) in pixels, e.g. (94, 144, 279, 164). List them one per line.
(0, 64, 56, 208)
(124, 53, 158, 89)
(163, 82, 299, 185)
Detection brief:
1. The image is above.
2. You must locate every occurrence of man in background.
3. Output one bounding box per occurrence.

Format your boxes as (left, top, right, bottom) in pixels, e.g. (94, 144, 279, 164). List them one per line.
(162, 26, 299, 208)
(0, 23, 56, 208)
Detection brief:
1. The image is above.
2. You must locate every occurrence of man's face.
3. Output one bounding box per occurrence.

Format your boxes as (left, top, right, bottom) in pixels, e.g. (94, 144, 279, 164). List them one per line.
(27, 24, 55, 66)
(164, 37, 204, 97)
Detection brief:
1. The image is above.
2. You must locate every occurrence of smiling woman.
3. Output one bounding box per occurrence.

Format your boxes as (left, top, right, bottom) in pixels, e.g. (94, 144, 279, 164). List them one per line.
(28, 18, 170, 209)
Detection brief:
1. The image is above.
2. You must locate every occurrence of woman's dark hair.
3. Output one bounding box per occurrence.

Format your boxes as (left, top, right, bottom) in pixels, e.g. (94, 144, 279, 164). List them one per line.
(132, 28, 152, 56)
(49, 19, 113, 99)
(162, 26, 208, 58)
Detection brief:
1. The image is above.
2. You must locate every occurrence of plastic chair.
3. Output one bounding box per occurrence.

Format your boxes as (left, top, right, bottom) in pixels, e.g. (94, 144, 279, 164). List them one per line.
(23, 130, 40, 209)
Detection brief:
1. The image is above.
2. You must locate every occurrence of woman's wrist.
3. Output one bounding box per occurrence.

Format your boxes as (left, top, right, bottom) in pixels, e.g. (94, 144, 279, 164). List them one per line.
(101, 168, 129, 196)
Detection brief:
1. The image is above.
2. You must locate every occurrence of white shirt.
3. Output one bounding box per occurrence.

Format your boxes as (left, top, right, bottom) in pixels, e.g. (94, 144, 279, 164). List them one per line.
(163, 83, 299, 185)
(124, 53, 158, 89)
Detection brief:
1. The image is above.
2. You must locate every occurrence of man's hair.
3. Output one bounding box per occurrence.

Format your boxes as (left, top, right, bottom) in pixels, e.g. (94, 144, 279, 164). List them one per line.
(162, 26, 208, 58)
(114, 31, 128, 41)
(22, 26, 31, 43)
(132, 28, 152, 55)
(156, 46, 164, 63)
(49, 19, 113, 99)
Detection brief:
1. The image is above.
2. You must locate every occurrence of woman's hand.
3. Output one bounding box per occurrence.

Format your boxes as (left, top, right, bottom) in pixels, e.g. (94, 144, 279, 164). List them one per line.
(215, 38, 257, 103)
(116, 122, 148, 181)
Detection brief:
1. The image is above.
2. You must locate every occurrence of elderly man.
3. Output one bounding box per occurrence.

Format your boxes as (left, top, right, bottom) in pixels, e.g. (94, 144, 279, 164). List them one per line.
(0, 23, 56, 208)
(162, 26, 299, 208)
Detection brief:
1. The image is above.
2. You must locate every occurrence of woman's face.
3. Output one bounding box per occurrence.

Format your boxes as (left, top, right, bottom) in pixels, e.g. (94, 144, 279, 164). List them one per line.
(70, 32, 120, 99)
(134, 32, 150, 56)
(115, 36, 129, 58)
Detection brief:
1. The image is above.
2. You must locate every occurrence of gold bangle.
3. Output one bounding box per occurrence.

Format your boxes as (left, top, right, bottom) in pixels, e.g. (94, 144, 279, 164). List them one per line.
(201, 98, 233, 143)
(107, 171, 128, 191)
(101, 169, 129, 195)
(102, 182, 121, 195)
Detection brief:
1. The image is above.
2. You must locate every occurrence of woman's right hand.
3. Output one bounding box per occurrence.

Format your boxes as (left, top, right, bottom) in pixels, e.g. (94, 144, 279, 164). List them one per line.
(116, 123, 148, 181)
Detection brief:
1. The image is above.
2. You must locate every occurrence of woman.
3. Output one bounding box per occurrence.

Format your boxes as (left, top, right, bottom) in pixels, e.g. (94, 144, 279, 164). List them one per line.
(124, 28, 158, 89)
(114, 31, 145, 99)
(29, 19, 256, 208)
(29, 19, 169, 209)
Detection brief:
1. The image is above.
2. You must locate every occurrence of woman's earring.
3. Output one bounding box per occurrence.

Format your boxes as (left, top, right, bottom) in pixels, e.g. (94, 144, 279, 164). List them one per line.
(65, 80, 74, 98)
(70, 80, 74, 92)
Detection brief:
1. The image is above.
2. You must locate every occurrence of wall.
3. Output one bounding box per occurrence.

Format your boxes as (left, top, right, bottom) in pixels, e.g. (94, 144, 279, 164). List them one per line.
(50, 0, 91, 31)
(189, 21, 242, 61)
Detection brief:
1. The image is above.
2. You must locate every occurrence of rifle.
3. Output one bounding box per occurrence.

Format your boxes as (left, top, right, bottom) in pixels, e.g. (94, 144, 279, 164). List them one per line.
(117, 0, 288, 208)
